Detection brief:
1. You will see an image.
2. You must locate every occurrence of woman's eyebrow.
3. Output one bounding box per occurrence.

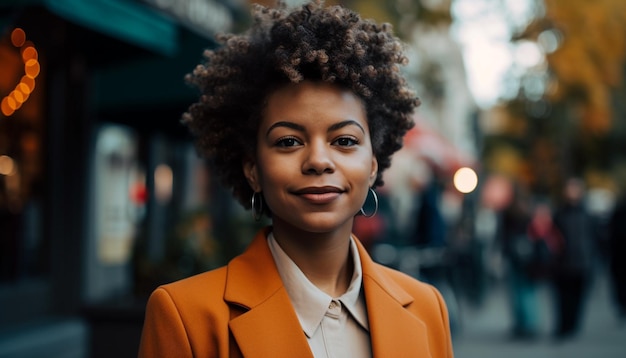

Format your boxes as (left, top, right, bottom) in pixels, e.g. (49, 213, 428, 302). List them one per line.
(266, 119, 365, 136)
(266, 121, 306, 136)
(328, 120, 365, 134)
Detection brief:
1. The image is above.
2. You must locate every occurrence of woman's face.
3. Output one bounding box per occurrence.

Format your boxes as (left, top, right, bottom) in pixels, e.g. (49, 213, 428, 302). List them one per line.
(244, 81, 378, 235)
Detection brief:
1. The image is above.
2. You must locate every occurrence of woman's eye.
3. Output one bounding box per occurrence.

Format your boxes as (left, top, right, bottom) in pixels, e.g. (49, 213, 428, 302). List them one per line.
(276, 137, 301, 147)
(334, 137, 359, 147)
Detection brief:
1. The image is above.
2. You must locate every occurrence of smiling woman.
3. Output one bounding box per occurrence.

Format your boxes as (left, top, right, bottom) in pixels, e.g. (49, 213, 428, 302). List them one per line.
(138, 1, 454, 357)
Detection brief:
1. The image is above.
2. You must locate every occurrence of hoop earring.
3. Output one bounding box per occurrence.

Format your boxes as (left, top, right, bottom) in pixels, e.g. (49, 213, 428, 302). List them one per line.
(251, 191, 263, 221)
(360, 188, 379, 218)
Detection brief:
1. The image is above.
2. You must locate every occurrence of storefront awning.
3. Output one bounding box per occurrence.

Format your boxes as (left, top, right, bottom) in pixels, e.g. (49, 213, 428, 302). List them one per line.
(5, 0, 179, 56)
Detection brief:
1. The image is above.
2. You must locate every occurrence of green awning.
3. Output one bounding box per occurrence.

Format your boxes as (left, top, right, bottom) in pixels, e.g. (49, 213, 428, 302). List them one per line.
(3, 0, 179, 56)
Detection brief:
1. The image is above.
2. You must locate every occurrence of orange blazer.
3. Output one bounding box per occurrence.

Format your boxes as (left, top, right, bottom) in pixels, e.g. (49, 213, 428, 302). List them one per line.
(139, 227, 454, 357)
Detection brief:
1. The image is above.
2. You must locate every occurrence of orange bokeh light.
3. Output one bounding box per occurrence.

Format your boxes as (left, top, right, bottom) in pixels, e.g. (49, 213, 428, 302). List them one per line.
(4, 27, 39, 117)
(6, 96, 17, 110)
(11, 90, 24, 103)
(10, 28, 25, 47)
(25, 59, 40, 78)
(21, 76, 35, 91)
(17, 82, 31, 96)
(21, 46, 38, 61)
(1, 98, 15, 116)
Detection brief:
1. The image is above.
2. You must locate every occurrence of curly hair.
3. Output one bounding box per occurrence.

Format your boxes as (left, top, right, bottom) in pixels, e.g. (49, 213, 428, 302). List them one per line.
(182, 0, 419, 209)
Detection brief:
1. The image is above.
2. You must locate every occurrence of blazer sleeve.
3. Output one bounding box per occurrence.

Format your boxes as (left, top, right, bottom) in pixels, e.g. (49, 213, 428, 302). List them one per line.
(138, 287, 193, 358)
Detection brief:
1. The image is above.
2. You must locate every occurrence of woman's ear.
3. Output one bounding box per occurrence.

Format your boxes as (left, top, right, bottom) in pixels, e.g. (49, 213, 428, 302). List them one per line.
(369, 157, 378, 186)
(243, 160, 261, 192)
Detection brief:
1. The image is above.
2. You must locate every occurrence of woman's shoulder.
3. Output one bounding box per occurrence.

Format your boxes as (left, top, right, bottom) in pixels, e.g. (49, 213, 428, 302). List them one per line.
(370, 262, 445, 304)
(155, 266, 229, 303)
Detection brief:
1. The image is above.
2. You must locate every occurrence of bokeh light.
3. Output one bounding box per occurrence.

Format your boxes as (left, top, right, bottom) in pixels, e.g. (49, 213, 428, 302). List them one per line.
(154, 164, 173, 204)
(10, 28, 25, 47)
(1, 98, 15, 116)
(2, 28, 39, 118)
(21, 75, 35, 91)
(25, 59, 40, 78)
(0, 155, 16, 176)
(453, 167, 478, 194)
(21, 46, 38, 61)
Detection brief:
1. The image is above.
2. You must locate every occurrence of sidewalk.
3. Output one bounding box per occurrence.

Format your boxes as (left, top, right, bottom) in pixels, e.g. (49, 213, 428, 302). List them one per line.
(451, 272, 626, 358)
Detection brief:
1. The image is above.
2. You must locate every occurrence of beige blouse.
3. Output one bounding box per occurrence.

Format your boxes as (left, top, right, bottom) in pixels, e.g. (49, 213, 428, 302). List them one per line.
(267, 233, 372, 358)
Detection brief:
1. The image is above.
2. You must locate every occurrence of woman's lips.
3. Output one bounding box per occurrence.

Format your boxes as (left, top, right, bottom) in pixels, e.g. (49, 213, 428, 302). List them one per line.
(294, 187, 343, 204)
(299, 192, 341, 204)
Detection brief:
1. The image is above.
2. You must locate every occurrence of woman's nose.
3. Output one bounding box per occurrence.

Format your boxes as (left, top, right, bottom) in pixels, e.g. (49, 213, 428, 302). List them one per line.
(302, 140, 335, 175)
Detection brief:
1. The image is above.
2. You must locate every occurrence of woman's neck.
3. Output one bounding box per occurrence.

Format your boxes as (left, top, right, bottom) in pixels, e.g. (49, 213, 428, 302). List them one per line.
(271, 221, 355, 297)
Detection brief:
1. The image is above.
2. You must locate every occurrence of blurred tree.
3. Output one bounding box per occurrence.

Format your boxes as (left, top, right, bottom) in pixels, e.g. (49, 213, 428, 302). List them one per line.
(342, 0, 452, 38)
(537, 0, 625, 134)
(488, 0, 626, 196)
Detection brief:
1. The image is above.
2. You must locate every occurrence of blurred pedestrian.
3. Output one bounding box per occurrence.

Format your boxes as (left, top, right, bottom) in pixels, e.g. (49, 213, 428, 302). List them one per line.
(608, 194, 626, 322)
(526, 202, 562, 281)
(551, 177, 597, 340)
(138, 1, 454, 357)
(498, 185, 540, 339)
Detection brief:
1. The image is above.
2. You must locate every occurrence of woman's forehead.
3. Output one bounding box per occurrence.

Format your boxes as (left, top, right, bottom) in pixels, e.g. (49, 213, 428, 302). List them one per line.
(262, 81, 367, 125)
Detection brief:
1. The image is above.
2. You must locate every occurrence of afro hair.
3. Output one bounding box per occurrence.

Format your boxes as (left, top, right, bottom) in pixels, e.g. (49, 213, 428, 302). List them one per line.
(182, 0, 419, 209)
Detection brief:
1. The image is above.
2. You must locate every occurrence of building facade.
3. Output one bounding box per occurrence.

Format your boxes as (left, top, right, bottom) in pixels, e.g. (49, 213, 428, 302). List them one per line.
(0, 1, 249, 357)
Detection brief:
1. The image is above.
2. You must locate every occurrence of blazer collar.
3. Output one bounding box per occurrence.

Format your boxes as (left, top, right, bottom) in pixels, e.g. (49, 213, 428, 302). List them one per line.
(224, 227, 430, 357)
(357, 239, 433, 357)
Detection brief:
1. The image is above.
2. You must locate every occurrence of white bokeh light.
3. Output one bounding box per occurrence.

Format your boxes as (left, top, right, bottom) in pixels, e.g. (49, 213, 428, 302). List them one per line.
(451, 0, 538, 109)
(453, 167, 478, 194)
(515, 40, 544, 68)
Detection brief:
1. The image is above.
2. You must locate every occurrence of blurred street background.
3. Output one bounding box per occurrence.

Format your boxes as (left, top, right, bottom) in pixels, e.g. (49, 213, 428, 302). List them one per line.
(452, 270, 626, 358)
(1, 0, 626, 357)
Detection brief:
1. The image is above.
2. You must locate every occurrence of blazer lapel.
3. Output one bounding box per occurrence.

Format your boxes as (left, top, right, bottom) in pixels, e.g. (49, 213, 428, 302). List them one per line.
(224, 227, 314, 358)
(229, 289, 314, 357)
(357, 240, 433, 357)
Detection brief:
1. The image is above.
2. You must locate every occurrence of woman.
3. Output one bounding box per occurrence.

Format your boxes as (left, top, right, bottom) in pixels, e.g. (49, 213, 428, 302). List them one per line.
(139, 1, 454, 357)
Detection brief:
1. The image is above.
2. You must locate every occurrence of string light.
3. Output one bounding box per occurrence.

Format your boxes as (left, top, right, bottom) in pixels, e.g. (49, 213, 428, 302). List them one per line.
(1, 28, 39, 117)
